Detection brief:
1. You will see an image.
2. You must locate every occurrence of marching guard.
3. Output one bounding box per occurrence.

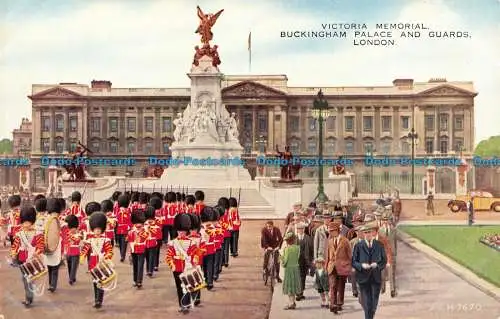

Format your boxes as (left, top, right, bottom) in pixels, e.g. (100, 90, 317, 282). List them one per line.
(227, 197, 241, 258)
(45, 198, 63, 292)
(188, 213, 206, 305)
(163, 192, 178, 243)
(149, 196, 164, 271)
(194, 190, 206, 215)
(34, 197, 48, 235)
(211, 208, 223, 281)
(63, 191, 87, 226)
(218, 197, 231, 268)
(184, 195, 196, 214)
(144, 205, 161, 277)
(116, 194, 132, 262)
(80, 212, 114, 309)
(128, 209, 148, 288)
(101, 200, 116, 247)
(64, 214, 81, 285)
(139, 192, 149, 210)
(200, 206, 216, 290)
(7, 194, 22, 246)
(9, 206, 45, 307)
(80, 202, 102, 237)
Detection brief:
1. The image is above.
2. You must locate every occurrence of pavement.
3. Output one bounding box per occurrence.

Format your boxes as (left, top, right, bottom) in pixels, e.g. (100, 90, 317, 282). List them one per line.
(268, 241, 500, 319)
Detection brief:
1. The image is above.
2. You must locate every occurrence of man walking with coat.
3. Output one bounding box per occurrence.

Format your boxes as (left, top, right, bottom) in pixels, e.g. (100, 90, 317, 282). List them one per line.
(352, 221, 387, 319)
(295, 222, 313, 301)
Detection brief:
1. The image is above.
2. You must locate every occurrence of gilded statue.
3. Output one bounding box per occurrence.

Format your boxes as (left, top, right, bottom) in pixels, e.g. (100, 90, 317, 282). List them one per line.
(195, 6, 224, 45)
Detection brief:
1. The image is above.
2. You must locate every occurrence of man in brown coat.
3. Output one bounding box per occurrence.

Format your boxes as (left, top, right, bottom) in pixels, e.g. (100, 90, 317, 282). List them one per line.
(261, 221, 283, 282)
(373, 223, 393, 294)
(325, 222, 352, 314)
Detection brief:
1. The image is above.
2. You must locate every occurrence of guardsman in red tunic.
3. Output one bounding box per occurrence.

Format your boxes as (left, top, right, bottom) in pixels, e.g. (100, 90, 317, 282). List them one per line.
(63, 191, 87, 226)
(9, 206, 45, 307)
(129, 192, 140, 211)
(218, 197, 231, 268)
(194, 190, 206, 216)
(163, 192, 178, 242)
(116, 194, 132, 262)
(200, 207, 216, 289)
(64, 214, 81, 285)
(149, 196, 164, 271)
(227, 197, 241, 257)
(144, 206, 161, 277)
(101, 200, 116, 247)
(184, 195, 196, 214)
(188, 213, 207, 305)
(211, 208, 224, 280)
(165, 214, 203, 314)
(138, 192, 149, 210)
(7, 194, 22, 246)
(111, 191, 121, 216)
(127, 210, 148, 288)
(80, 202, 102, 239)
(80, 212, 113, 308)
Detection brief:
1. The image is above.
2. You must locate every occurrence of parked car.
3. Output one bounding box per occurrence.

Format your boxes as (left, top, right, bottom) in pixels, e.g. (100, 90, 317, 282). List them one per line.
(448, 190, 500, 213)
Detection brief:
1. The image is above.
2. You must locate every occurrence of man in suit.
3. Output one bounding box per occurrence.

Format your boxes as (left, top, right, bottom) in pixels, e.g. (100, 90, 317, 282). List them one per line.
(294, 222, 313, 301)
(313, 213, 330, 261)
(284, 202, 302, 230)
(352, 221, 387, 319)
(325, 222, 352, 314)
(260, 220, 283, 282)
(332, 211, 350, 237)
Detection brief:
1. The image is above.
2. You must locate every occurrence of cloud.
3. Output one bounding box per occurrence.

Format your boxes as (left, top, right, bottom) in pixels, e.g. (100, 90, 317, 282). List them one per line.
(0, 0, 498, 145)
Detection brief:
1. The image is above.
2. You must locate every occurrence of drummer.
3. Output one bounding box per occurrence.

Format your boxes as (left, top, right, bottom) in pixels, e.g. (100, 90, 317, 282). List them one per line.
(45, 198, 63, 293)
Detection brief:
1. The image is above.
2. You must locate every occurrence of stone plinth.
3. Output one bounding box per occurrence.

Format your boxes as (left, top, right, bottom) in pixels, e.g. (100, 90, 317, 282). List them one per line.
(426, 166, 436, 194)
(271, 183, 302, 217)
(62, 181, 97, 204)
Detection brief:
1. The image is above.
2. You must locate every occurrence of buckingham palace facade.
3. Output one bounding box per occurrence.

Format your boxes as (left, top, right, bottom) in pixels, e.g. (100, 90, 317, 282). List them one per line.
(28, 75, 476, 193)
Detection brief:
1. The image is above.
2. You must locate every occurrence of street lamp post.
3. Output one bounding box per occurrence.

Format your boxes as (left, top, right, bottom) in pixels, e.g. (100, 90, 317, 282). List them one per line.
(366, 146, 376, 194)
(408, 128, 419, 194)
(311, 89, 334, 204)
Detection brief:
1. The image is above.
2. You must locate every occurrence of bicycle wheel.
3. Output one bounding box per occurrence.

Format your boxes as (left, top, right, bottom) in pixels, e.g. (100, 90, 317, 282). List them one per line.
(263, 268, 268, 285)
(269, 266, 275, 292)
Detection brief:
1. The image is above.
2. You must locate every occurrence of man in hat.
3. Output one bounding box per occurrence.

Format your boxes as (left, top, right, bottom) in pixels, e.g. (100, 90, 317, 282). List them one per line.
(378, 210, 396, 297)
(325, 222, 352, 314)
(295, 222, 313, 301)
(372, 216, 393, 295)
(352, 221, 387, 319)
(261, 220, 283, 283)
(332, 211, 349, 237)
(284, 202, 303, 230)
(313, 212, 330, 261)
(349, 212, 365, 298)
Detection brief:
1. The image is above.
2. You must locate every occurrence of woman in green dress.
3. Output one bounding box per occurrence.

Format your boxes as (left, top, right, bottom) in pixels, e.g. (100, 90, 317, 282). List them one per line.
(281, 231, 302, 310)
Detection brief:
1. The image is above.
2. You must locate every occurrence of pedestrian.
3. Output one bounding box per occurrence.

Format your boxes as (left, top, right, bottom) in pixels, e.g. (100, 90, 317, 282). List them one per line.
(352, 221, 387, 319)
(467, 197, 475, 226)
(294, 222, 313, 301)
(313, 257, 329, 308)
(281, 231, 301, 310)
(426, 192, 435, 216)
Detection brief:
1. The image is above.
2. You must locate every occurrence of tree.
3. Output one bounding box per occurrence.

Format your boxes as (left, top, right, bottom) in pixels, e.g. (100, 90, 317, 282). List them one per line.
(0, 139, 13, 154)
(474, 136, 500, 157)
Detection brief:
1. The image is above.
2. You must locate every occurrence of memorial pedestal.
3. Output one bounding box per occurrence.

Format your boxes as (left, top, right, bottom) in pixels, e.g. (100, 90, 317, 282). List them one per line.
(62, 180, 97, 203)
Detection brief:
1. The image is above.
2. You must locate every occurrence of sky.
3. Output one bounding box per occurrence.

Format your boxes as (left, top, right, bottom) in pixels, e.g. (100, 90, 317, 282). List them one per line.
(0, 0, 499, 144)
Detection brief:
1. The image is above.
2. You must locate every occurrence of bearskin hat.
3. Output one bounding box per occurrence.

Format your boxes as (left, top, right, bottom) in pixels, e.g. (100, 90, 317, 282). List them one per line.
(85, 201, 102, 216)
(89, 212, 107, 231)
(174, 213, 192, 232)
(149, 196, 163, 210)
(20, 206, 37, 224)
(166, 192, 176, 203)
(47, 198, 62, 214)
(139, 192, 149, 204)
(111, 191, 121, 201)
(218, 197, 229, 210)
(131, 209, 146, 224)
(34, 194, 46, 201)
(151, 192, 163, 200)
(189, 213, 201, 231)
(8, 195, 21, 208)
(58, 198, 67, 211)
(118, 194, 130, 208)
(200, 206, 214, 223)
(194, 190, 205, 201)
(71, 191, 82, 203)
(131, 192, 139, 202)
(228, 197, 238, 208)
(65, 214, 79, 229)
(175, 192, 182, 202)
(35, 198, 47, 213)
(185, 195, 195, 206)
(181, 193, 186, 201)
(145, 205, 156, 220)
(101, 199, 114, 213)
(211, 207, 221, 222)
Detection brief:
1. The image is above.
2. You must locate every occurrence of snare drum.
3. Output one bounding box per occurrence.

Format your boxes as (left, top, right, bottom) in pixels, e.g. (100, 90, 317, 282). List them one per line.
(20, 255, 48, 283)
(179, 266, 206, 293)
(90, 259, 117, 290)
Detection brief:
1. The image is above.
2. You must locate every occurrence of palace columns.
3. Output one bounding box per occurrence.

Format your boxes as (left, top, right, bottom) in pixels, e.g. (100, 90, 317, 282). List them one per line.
(267, 107, 275, 150)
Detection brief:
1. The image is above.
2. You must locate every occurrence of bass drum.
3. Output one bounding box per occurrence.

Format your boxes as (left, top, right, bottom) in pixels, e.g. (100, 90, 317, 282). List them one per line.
(44, 216, 61, 254)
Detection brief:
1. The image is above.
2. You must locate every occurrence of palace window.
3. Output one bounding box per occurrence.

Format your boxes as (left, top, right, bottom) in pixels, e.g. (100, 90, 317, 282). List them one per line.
(327, 116, 336, 131)
(55, 116, 64, 132)
(41, 138, 50, 153)
(91, 141, 100, 153)
(289, 140, 300, 154)
(42, 117, 50, 132)
(109, 117, 118, 132)
(290, 116, 300, 132)
(69, 139, 77, 152)
(163, 142, 170, 154)
(401, 140, 410, 153)
(145, 117, 154, 132)
(439, 113, 449, 130)
(308, 117, 316, 131)
(163, 117, 172, 132)
(109, 141, 118, 153)
(363, 116, 373, 131)
(381, 116, 391, 132)
(91, 117, 101, 133)
(243, 113, 252, 130)
(381, 141, 391, 154)
(258, 113, 267, 132)
(345, 141, 354, 154)
(425, 115, 435, 131)
(145, 141, 153, 154)
(55, 139, 64, 154)
(425, 138, 434, 154)
(70, 116, 77, 132)
(307, 139, 317, 153)
(345, 116, 354, 132)
(364, 142, 374, 154)
(127, 117, 136, 132)
(454, 138, 464, 152)
(440, 138, 448, 153)
(400, 116, 410, 130)
(454, 115, 464, 131)
(326, 139, 336, 154)
(127, 141, 136, 153)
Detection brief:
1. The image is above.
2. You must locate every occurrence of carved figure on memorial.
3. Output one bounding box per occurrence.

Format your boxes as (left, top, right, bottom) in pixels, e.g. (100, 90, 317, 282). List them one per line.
(226, 112, 239, 142)
(173, 112, 184, 142)
(193, 101, 217, 140)
(195, 6, 224, 46)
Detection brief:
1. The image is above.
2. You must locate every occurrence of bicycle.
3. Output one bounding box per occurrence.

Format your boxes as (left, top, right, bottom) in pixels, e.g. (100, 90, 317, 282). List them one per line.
(262, 248, 279, 292)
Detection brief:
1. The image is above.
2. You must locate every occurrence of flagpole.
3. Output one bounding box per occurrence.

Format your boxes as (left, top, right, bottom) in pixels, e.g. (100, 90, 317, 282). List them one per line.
(248, 31, 252, 73)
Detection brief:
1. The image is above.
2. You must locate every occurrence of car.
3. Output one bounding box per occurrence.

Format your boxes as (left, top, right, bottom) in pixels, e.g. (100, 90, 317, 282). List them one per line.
(448, 190, 500, 213)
